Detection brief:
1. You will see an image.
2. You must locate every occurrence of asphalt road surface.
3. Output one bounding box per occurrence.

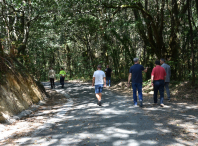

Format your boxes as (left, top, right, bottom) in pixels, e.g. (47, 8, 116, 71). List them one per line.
(14, 82, 196, 146)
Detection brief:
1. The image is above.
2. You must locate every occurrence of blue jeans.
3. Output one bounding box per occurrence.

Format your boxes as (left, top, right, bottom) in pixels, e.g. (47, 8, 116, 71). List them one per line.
(132, 83, 143, 105)
(106, 76, 111, 86)
(153, 80, 164, 104)
(164, 82, 170, 99)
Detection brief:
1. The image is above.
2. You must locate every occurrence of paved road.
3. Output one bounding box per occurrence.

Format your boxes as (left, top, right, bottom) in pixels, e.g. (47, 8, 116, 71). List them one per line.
(14, 82, 193, 146)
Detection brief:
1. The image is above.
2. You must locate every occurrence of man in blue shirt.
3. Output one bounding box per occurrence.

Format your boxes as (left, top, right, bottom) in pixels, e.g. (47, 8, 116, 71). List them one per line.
(127, 58, 148, 107)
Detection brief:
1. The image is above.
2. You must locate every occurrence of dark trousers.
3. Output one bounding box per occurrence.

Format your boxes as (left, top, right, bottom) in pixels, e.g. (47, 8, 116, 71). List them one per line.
(164, 82, 170, 99)
(153, 80, 164, 104)
(106, 76, 111, 86)
(60, 76, 65, 87)
(50, 78, 55, 88)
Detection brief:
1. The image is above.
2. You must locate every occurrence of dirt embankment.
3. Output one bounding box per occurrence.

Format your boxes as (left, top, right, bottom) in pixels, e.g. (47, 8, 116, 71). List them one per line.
(0, 57, 47, 123)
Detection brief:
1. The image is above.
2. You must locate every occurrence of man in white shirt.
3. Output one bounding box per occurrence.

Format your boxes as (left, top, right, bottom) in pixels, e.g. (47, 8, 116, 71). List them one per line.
(48, 67, 56, 89)
(92, 65, 106, 106)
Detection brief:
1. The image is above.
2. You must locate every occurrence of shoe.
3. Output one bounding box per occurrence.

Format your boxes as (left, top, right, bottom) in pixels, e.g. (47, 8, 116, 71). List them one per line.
(140, 101, 143, 107)
(153, 103, 158, 106)
(160, 104, 164, 107)
(168, 98, 170, 102)
(98, 101, 101, 106)
(134, 104, 138, 107)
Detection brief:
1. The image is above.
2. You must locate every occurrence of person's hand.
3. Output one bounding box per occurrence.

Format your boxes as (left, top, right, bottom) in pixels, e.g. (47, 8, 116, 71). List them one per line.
(92, 83, 94, 87)
(151, 83, 154, 86)
(127, 83, 130, 88)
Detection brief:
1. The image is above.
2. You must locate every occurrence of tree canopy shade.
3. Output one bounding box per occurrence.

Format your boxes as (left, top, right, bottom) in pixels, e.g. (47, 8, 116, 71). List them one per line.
(0, 0, 198, 85)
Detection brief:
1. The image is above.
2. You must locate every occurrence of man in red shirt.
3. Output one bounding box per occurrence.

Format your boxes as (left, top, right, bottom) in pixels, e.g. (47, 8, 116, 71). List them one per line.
(151, 60, 166, 107)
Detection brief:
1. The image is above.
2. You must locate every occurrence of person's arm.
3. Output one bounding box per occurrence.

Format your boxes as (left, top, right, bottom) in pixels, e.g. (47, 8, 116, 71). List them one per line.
(143, 67, 148, 72)
(59, 71, 62, 77)
(168, 67, 171, 79)
(48, 71, 50, 79)
(92, 77, 95, 86)
(103, 77, 106, 87)
(53, 70, 56, 79)
(151, 75, 154, 86)
(63, 71, 66, 77)
(151, 68, 155, 86)
(127, 73, 132, 88)
(163, 68, 166, 82)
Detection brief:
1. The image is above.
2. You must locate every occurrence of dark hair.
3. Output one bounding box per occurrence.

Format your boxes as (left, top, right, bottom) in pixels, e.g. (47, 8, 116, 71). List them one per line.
(61, 67, 64, 70)
(97, 64, 102, 68)
(155, 60, 160, 65)
(160, 58, 165, 62)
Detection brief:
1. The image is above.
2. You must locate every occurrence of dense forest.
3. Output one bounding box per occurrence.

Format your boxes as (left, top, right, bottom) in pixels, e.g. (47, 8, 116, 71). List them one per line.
(0, 0, 198, 85)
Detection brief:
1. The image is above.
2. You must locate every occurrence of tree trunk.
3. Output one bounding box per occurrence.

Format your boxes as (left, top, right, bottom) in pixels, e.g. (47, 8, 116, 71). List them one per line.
(187, 0, 195, 86)
(66, 44, 71, 79)
(0, 39, 3, 57)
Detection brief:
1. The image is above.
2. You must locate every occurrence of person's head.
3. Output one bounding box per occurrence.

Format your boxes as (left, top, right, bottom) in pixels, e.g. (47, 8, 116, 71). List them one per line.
(160, 58, 165, 64)
(61, 67, 64, 70)
(155, 60, 160, 66)
(97, 64, 102, 70)
(133, 58, 139, 64)
(50, 67, 53, 70)
(106, 65, 109, 68)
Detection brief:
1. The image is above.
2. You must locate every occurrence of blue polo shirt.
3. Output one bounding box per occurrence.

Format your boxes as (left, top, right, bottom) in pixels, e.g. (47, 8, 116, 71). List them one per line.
(129, 64, 144, 83)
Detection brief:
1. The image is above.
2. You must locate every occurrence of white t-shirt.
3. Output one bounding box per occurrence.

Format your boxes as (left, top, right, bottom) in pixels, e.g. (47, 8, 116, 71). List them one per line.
(93, 70, 106, 85)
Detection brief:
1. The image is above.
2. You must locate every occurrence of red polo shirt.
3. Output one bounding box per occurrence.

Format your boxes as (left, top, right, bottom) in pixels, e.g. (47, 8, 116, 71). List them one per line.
(151, 65, 166, 80)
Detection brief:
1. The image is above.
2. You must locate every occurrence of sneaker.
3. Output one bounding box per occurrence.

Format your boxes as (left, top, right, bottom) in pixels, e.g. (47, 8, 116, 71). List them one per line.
(134, 104, 138, 107)
(98, 101, 101, 106)
(153, 103, 158, 106)
(140, 101, 143, 107)
(160, 104, 164, 107)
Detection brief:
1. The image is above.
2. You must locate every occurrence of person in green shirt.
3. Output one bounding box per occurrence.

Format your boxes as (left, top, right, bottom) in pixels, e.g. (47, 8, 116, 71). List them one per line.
(59, 67, 66, 88)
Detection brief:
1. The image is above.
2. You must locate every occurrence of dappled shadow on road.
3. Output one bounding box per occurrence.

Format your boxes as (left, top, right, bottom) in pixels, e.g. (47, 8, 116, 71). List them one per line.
(7, 83, 198, 146)
(142, 99, 198, 145)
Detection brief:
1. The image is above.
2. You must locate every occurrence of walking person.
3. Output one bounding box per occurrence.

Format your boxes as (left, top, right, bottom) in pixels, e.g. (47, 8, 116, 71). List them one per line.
(92, 65, 106, 106)
(127, 58, 148, 107)
(59, 67, 66, 88)
(151, 60, 166, 107)
(105, 65, 112, 87)
(48, 67, 56, 89)
(160, 58, 171, 101)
